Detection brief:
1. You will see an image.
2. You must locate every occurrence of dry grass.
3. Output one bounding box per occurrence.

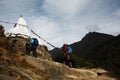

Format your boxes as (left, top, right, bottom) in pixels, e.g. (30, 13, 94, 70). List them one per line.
(0, 37, 6, 47)
(0, 47, 8, 56)
(0, 52, 117, 80)
(0, 37, 5, 43)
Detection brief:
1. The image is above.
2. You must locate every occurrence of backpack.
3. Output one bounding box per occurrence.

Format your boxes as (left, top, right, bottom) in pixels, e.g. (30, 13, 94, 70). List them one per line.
(67, 46, 72, 54)
(29, 38, 39, 47)
(29, 38, 34, 44)
(32, 38, 39, 46)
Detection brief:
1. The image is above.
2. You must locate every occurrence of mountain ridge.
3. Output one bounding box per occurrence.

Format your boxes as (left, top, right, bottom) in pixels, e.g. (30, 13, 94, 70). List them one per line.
(70, 32, 114, 56)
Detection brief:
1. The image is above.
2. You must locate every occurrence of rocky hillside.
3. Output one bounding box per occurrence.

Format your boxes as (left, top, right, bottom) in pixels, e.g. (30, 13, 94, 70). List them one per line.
(3, 36, 51, 60)
(0, 26, 118, 80)
(0, 48, 117, 80)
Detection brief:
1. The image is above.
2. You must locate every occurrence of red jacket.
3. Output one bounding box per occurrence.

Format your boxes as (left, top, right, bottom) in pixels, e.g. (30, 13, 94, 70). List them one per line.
(62, 46, 68, 53)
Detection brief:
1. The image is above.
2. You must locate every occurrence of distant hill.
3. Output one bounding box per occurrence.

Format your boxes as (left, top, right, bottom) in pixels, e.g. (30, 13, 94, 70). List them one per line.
(50, 32, 115, 61)
(50, 32, 120, 77)
(84, 34, 120, 76)
(70, 32, 114, 57)
(69, 32, 120, 76)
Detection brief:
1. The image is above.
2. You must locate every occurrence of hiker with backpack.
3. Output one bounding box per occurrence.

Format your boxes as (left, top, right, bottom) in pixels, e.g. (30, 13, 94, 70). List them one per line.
(61, 44, 72, 67)
(26, 38, 39, 58)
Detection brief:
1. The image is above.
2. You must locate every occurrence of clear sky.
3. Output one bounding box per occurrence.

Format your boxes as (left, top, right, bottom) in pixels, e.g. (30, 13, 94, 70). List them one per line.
(0, 0, 120, 49)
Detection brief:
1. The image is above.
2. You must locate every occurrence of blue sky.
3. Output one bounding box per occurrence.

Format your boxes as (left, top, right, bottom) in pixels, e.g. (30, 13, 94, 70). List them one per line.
(0, 0, 120, 49)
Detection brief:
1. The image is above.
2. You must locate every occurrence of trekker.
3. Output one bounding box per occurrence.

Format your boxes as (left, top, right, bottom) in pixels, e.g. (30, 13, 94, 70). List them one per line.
(61, 44, 72, 67)
(26, 38, 39, 58)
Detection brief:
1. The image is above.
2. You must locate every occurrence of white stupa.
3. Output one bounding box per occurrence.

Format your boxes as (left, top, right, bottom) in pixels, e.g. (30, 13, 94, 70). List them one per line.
(6, 15, 30, 38)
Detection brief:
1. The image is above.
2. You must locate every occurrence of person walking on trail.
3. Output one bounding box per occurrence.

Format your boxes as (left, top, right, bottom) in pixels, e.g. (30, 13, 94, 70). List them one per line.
(26, 38, 39, 58)
(61, 44, 72, 67)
